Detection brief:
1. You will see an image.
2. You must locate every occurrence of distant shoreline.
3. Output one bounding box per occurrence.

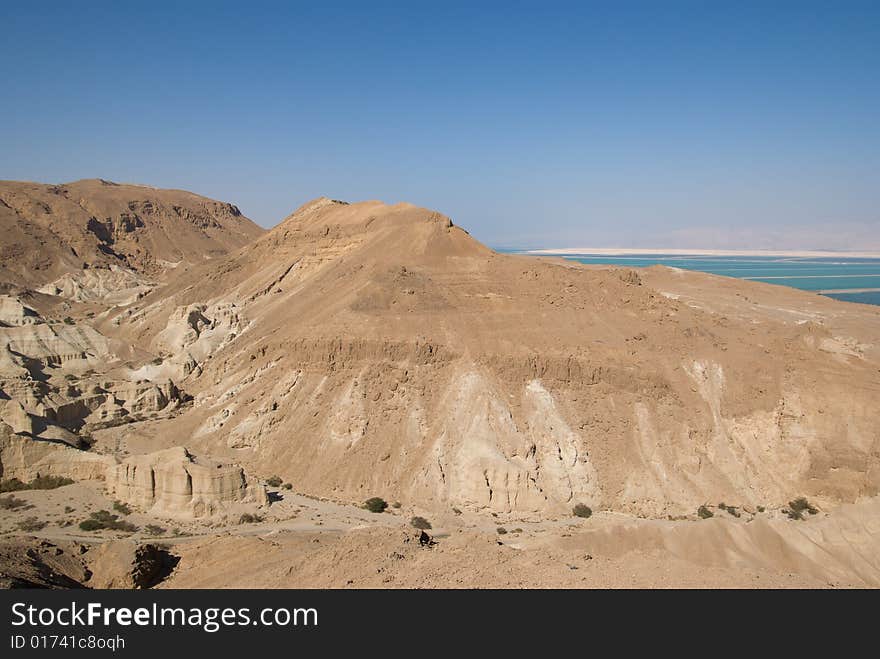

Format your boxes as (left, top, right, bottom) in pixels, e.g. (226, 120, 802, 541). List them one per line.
(818, 287, 880, 294)
(522, 248, 880, 258)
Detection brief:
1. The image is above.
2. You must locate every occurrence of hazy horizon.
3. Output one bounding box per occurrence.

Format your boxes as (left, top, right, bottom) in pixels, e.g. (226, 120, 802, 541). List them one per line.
(2, 2, 878, 250)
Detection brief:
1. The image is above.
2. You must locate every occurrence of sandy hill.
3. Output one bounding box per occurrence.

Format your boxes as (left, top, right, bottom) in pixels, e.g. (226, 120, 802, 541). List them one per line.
(90, 196, 880, 518)
(3, 190, 880, 588)
(0, 178, 264, 297)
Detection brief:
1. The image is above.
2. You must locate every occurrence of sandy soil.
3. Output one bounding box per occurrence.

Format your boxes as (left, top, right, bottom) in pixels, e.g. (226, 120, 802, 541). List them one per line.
(2, 480, 878, 588)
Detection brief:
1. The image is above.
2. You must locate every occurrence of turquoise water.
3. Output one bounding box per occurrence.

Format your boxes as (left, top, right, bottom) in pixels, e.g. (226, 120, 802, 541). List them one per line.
(503, 252, 880, 307)
(824, 290, 880, 306)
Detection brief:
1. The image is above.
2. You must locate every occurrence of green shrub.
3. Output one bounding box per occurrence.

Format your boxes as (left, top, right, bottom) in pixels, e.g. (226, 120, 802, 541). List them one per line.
(0, 475, 74, 492)
(78, 510, 138, 533)
(28, 475, 74, 490)
(0, 494, 28, 510)
(756, 505, 765, 513)
(496, 527, 508, 535)
(410, 516, 432, 530)
(0, 478, 27, 492)
(716, 502, 741, 517)
(282, 483, 293, 490)
(78, 519, 104, 531)
(363, 497, 388, 513)
(392, 501, 402, 508)
(512, 528, 523, 534)
(64, 505, 75, 514)
(266, 475, 283, 488)
(786, 497, 818, 520)
(697, 505, 714, 519)
(112, 500, 132, 515)
(98, 506, 117, 520)
(790, 497, 818, 514)
(145, 524, 166, 536)
(572, 503, 593, 519)
(18, 517, 47, 532)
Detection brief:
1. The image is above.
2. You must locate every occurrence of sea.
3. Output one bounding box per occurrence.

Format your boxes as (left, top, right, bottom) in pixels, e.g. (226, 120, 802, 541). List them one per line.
(503, 252, 880, 307)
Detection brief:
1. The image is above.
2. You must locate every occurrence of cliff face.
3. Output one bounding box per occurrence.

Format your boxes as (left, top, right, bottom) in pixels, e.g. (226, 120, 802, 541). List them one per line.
(0, 181, 268, 522)
(0, 178, 263, 293)
(105, 447, 266, 519)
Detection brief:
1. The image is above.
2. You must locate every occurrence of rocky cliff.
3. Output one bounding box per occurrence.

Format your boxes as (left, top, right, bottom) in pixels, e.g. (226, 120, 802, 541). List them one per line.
(105, 447, 267, 519)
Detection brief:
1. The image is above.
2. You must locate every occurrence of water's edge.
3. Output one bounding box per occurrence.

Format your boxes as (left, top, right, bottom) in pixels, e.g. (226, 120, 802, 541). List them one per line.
(498, 250, 880, 307)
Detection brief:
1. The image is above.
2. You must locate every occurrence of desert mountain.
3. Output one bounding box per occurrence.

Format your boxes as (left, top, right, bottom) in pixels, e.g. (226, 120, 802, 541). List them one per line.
(0, 178, 263, 302)
(88, 197, 880, 517)
(3, 190, 880, 587)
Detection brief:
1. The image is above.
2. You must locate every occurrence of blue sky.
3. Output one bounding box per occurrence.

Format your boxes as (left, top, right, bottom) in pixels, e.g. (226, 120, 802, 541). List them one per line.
(1, 1, 878, 249)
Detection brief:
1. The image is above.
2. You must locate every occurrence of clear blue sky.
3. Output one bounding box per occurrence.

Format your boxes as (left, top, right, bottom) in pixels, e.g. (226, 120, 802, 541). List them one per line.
(1, 1, 878, 249)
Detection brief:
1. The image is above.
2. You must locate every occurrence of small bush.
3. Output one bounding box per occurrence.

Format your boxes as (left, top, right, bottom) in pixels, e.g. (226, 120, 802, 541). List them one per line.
(92, 509, 136, 529)
(112, 500, 132, 515)
(452, 507, 462, 515)
(240, 512, 264, 524)
(64, 505, 75, 514)
(238, 513, 263, 524)
(78, 510, 138, 533)
(0, 475, 74, 492)
(496, 527, 508, 535)
(282, 483, 293, 490)
(697, 505, 714, 519)
(28, 475, 74, 490)
(145, 524, 166, 536)
(392, 501, 402, 509)
(572, 503, 593, 519)
(786, 497, 818, 520)
(78, 519, 104, 532)
(266, 475, 283, 488)
(756, 505, 765, 513)
(363, 497, 388, 513)
(17, 517, 47, 532)
(716, 502, 741, 517)
(410, 516, 432, 530)
(0, 495, 28, 510)
(790, 497, 818, 514)
(512, 528, 523, 534)
(0, 478, 27, 492)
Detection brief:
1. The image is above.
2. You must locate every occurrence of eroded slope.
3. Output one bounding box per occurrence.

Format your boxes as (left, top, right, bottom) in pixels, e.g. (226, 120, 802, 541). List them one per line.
(98, 197, 880, 518)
